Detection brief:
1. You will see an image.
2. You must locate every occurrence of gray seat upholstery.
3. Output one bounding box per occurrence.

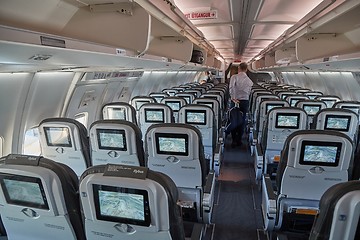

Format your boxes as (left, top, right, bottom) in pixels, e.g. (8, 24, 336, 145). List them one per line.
(102, 102, 137, 124)
(0, 154, 85, 240)
(309, 180, 360, 240)
(38, 117, 91, 177)
(79, 164, 187, 240)
(89, 120, 145, 166)
(262, 130, 353, 232)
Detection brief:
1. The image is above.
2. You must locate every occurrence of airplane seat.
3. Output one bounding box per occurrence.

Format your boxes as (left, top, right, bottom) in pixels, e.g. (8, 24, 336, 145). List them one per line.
(178, 104, 216, 172)
(314, 95, 341, 108)
(161, 97, 187, 123)
(138, 103, 174, 138)
(162, 88, 178, 96)
(312, 108, 359, 143)
(129, 96, 156, 124)
(38, 117, 91, 177)
(0, 154, 85, 240)
(262, 130, 353, 233)
(175, 93, 196, 104)
(89, 120, 145, 167)
(295, 100, 327, 128)
(333, 100, 360, 124)
(79, 164, 204, 240)
(285, 95, 310, 107)
(255, 107, 307, 181)
(102, 102, 137, 124)
(309, 180, 360, 240)
(149, 92, 169, 103)
(145, 123, 215, 224)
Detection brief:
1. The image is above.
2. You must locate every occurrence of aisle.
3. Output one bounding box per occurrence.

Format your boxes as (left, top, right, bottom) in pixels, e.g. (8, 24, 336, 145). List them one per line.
(211, 140, 267, 240)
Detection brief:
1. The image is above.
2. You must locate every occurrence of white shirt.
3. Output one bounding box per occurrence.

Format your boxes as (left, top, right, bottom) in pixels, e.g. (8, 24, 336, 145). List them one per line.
(229, 72, 253, 100)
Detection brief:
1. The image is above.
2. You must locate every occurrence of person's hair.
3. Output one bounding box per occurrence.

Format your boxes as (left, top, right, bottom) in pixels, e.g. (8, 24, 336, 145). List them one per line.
(239, 63, 248, 71)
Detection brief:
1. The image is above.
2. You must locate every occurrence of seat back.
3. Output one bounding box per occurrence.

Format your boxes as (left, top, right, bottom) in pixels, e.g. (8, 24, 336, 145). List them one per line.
(264, 107, 308, 166)
(257, 100, 289, 143)
(130, 96, 156, 111)
(178, 105, 216, 170)
(309, 180, 360, 240)
(193, 98, 221, 134)
(315, 95, 341, 108)
(0, 154, 85, 240)
(102, 102, 137, 124)
(277, 130, 353, 200)
(296, 100, 327, 127)
(175, 93, 195, 104)
(145, 123, 206, 189)
(313, 108, 359, 142)
(200, 93, 223, 111)
(286, 95, 310, 107)
(253, 95, 279, 131)
(161, 97, 187, 122)
(38, 118, 91, 177)
(304, 91, 323, 99)
(149, 93, 169, 103)
(162, 89, 178, 96)
(89, 120, 145, 167)
(184, 89, 202, 98)
(278, 91, 296, 100)
(79, 164, 185, 240)
(138, 103, 174, 138)
(334, 101, 360, 124)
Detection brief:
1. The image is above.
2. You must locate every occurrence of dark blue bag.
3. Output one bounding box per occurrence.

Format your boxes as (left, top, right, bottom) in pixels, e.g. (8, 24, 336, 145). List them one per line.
(225, 103, 243, 134)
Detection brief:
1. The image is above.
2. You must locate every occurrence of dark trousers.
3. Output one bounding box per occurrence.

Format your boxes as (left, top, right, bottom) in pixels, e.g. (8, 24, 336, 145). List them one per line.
(230, 100, 249, 144)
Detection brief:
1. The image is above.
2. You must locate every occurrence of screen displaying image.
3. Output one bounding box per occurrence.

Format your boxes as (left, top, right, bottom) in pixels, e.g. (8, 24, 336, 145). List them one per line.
(266, 104, 284, 114)
(145, 109, 164, 123)
(275, 113, 300, 129)
(197, 102, 213, 109)
(0, 174, 49, 210)
(300, 141, 341, 166)
(342, 106, 360, 115)
(155, 133, 188, 156)
(108, 107, 126, 120)
(165, 101, 181, 111)
(135, 101, 149, 110)
(93, 185, 150, 226)
(44, 127, 72, 147)
(303, 105, 321, 115)
(185, 110, 206, 125)
(325, 115, 351, 131)
(323, 100, 337, 108)
(97, 129, 126, 151)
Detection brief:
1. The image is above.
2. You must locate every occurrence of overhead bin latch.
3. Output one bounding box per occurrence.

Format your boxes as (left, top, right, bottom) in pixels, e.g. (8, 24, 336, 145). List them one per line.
(89, 2, 133, 16)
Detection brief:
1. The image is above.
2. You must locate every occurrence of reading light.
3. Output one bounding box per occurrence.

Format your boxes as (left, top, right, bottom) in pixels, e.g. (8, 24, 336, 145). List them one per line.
(29, 54, 52, 61)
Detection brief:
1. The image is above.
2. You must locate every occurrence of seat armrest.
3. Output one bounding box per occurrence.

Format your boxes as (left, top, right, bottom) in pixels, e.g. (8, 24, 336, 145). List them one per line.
(190, 223, 204, 240)
(203, 171, 215, 223)
(261, 174, 277, 231)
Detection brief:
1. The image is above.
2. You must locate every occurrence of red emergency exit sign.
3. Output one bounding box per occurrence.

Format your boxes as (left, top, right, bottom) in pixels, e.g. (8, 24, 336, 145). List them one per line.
(184, 10, 217, 20)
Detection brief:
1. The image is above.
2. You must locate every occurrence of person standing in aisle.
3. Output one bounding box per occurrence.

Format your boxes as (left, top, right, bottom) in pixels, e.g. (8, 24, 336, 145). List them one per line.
(229, 63, 254, 147)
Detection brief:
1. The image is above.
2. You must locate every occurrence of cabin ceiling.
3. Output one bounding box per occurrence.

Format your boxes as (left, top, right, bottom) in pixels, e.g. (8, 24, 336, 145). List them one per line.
(173, 0, 324, 63)
(0, 0, 359, 72)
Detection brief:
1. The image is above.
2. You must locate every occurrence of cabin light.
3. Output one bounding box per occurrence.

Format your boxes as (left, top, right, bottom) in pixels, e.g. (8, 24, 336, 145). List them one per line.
(29, 54, 52, 61)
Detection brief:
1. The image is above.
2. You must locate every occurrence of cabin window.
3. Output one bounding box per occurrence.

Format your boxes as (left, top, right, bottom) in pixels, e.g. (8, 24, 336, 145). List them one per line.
(23, 128, 41, 156)
(74, 112, 88, 129)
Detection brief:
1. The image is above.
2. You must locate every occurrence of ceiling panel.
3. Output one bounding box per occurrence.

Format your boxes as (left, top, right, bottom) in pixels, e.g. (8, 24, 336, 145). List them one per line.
(256, 0, 324, 22)
(250, 23, 292, 40)
(197, 25, 233, 40)
(246, 39, 273, 48)
(211, 40, 234, 49)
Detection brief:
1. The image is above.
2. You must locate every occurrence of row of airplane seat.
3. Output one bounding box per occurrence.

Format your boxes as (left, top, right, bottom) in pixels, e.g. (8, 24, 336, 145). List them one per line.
(0, 82, 229, 240)
(249, 83, 360, 239)
(0, 154, 200, 240)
